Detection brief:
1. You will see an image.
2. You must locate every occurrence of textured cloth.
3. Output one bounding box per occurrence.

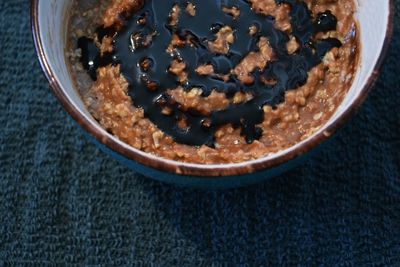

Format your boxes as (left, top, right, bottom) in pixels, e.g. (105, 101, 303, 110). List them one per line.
(0, 0, 399, 266)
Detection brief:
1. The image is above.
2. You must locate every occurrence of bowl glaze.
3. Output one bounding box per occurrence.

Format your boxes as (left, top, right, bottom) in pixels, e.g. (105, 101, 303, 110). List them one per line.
(31, 0, 394, 187)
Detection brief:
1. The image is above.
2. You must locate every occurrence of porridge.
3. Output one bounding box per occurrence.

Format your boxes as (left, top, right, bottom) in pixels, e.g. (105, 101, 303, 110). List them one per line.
(67, 0, 360, 164)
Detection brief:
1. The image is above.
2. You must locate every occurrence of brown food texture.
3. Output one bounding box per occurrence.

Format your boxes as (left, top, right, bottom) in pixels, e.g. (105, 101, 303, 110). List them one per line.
(68, 0, 360, 164)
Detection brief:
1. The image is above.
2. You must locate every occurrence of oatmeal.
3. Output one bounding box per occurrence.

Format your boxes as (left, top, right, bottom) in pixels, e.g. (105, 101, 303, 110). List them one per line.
(67, 0, 359, 164)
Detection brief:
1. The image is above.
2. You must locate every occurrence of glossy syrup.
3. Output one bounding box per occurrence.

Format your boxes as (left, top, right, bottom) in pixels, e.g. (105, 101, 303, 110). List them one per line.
(78, 0, 340, 146)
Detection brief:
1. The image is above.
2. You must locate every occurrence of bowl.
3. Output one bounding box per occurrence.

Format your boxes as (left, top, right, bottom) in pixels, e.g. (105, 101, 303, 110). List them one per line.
(31, 0, 394, 188)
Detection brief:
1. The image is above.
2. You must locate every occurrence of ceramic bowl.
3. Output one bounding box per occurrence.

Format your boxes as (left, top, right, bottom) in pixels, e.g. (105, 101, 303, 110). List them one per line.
(31, 0, 394, 188)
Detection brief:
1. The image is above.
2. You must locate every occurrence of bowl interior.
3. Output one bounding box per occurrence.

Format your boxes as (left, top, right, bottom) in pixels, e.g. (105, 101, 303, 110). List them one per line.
(33, 0, 392, 173)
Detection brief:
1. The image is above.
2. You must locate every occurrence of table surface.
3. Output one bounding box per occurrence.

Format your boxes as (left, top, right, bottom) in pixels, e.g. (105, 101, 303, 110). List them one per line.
(0, 0, 399, 266)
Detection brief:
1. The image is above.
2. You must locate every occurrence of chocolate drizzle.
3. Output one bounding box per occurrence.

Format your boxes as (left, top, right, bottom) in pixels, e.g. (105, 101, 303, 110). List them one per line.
(77, 0, 341, 146)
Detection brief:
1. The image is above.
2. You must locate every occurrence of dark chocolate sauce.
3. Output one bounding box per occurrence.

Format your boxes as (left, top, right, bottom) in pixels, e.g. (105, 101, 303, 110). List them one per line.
(78, 0, 341, 146)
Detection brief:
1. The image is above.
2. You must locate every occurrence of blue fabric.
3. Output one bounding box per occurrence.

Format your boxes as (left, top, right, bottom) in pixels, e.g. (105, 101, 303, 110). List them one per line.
(0, 0, 399, 266)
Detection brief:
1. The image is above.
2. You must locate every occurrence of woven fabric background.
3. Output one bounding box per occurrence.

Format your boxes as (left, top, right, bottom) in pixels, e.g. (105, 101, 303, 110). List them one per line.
(0, 0, 399, 266)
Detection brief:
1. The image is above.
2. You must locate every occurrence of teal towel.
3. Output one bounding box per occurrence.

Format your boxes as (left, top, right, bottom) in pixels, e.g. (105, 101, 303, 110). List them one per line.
(0, 0, 399, 265)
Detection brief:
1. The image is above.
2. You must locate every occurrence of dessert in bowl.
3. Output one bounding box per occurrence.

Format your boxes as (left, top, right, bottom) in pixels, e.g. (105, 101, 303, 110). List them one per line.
(32, 0, 393, 187)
